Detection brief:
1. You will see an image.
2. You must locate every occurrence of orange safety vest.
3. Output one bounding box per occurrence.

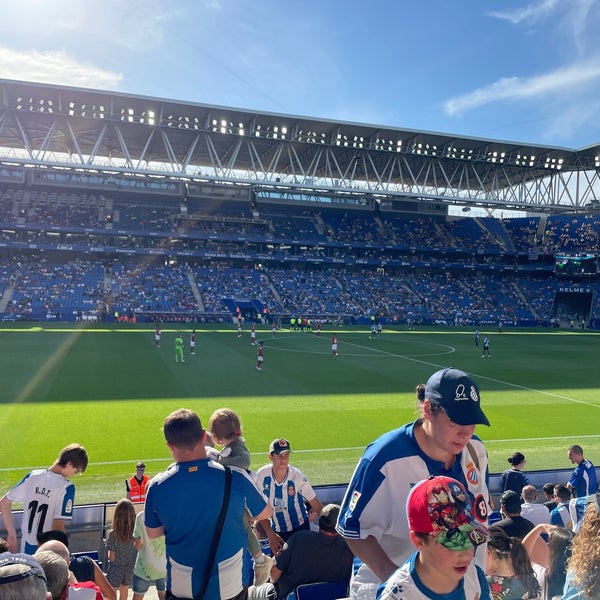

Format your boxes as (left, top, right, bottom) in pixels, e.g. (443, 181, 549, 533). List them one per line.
(127, 475, 149, 503)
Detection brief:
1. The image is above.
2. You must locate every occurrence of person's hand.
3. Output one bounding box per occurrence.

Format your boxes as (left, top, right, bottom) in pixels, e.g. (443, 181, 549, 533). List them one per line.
(308, 508, 319, 523)
(6, 532, 17, 553)
(268, 531, 285, 556)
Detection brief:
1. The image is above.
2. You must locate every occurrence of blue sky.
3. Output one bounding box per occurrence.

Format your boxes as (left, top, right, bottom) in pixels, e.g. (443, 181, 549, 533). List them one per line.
(2, 0, 600, 149)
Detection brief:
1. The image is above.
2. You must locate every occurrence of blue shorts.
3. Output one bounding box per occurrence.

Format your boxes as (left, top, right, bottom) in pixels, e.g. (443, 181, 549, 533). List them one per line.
(132, 574, 166, 594)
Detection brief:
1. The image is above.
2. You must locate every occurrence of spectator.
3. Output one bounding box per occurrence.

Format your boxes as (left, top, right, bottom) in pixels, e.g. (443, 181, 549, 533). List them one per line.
(36, 531, 115, 600)
(270, 504, 352, 599)
(520, 485, 551, 526)
(33, 549, 69, 600)
(522, 523, 573, 600)
(0, 552, 50, 599)
(495, 491, 535, 540)
(126, 462, 149, 503)
(255, 438, 323, 555)
(145, 408, 272, 600)
(500, 452, 529, 496)
(0, 444, 88, 553)
(378, 476, 490, 600)
(106, 498, 138, 600)
(485, 526, 540, 599)
(550, 484, 573, 530)
(542, 483, 557, 512)
(562, 496, 600, 599)
(567, 445, 598, 498)
(132, 510, 166, 600)
(36, 540, 106, 598)
(337, 368, 491, 600)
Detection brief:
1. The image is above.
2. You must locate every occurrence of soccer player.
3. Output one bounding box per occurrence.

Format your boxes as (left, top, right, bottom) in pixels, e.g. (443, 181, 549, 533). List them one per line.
(190, 330, 196, 355)
(331, 333, 338, 357)
(250, 323, 256, 345)
(256, 341, 264, 370)
(175, 333, 185, 363)
(0, 444, 88, 554)
(272, 322, 277, 337)
(154, 323, 161, 348)
(481, 336, 491, 358)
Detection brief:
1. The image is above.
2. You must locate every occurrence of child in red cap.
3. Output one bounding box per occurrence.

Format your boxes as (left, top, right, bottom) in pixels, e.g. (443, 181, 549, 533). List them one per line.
(378, 476, 490, 600)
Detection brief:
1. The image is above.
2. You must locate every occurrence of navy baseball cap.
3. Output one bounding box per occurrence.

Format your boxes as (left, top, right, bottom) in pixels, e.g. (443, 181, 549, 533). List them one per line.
(500, 490, 523, 512)
(425, 368, 490, 427)
(269, 438, 291, 454)
(0, 552, 47, 585)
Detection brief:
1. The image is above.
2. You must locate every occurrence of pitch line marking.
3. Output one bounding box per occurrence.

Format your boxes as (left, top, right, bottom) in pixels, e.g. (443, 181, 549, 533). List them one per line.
(3, 433, 600, 472)
(341, 339, 600, 410)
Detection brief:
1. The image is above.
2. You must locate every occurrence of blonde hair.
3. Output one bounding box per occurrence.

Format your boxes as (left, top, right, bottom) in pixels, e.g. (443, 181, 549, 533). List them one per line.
(111, 498, 136, 543)
(567, 503, 600, 598)
(208, 408, 242, 445)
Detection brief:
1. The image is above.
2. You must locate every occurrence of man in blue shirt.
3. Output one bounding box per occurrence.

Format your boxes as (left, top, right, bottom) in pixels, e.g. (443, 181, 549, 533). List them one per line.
(567, 444, 598, 498)
(145, 408, 272, 600)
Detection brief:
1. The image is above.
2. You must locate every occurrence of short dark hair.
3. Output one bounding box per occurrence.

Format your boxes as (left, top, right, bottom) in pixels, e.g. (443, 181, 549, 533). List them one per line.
(543, 482, 556, 495)
(57, 444, 88, 472)
(554, 484, 571, 502)
(36, 530, 69, 548)
(164, 409, 204, 449)
(569, 444, 583, 455)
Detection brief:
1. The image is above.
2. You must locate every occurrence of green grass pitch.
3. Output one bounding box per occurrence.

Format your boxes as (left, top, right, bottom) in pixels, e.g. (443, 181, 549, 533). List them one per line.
(1, 323, 599, 505)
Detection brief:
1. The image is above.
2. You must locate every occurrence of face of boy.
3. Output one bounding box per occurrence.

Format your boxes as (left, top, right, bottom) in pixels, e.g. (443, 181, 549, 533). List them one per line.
(270, 452, 290, 470)
(411, 532, 475, 591)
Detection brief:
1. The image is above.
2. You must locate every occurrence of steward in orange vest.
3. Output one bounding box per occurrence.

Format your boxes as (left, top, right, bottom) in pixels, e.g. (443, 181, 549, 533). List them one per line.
(126, 462, 149, 503)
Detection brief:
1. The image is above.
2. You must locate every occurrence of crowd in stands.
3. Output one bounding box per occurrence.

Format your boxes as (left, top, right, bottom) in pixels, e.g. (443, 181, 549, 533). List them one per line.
(1, 252, 600, 325)
(2, 188, 600, 324)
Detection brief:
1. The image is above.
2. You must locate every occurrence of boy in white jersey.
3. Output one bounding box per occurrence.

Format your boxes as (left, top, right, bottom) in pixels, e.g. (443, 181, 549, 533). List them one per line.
(0, 443, 88, 554)
(378, 476, 490, 600)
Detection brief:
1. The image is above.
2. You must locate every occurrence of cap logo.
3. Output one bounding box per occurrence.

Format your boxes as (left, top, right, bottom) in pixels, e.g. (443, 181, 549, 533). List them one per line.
(454, 383, 479, 403)
(469, 386, 479, 403)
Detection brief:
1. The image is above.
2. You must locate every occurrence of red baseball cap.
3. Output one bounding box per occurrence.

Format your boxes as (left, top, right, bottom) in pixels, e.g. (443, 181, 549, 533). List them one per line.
(407, 476, 488, 551)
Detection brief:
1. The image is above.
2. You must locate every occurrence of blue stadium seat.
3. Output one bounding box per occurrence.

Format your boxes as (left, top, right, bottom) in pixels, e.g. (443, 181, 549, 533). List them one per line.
(294, 580, 349, 600)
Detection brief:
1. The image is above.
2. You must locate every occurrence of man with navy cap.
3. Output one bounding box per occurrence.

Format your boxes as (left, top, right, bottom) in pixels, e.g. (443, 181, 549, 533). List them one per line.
(255, 439, 323, 556)
(337, 367, 492, 600)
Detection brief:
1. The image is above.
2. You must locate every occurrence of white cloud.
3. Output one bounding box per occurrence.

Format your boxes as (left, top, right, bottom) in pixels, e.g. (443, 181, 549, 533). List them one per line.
(444, 60, 600, 116)
(0, 47, 123, 89)
(487, 0, 560, 25)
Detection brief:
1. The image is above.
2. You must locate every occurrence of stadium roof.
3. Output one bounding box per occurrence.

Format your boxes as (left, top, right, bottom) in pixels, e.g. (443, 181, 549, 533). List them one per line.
(1, 78, 600, 214)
